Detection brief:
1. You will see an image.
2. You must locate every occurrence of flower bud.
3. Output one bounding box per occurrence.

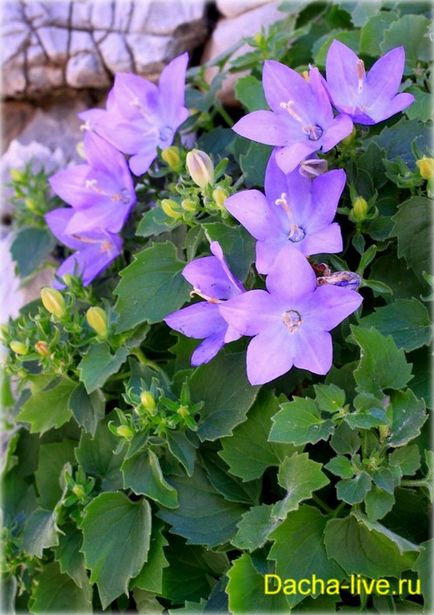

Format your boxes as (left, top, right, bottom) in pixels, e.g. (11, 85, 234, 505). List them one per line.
(9, 340, 28, 355)
(352, 196, 368, 222)
(35, 341, 50, 357)
(86, 307, 108, 338)
(177, 405, 189, 418)
(24, 198, 37, 212)
(299, 158, 328, 179)
(379, 424, 389, 442)
(140, 390, 156, 414)
(181, 198, 197, 213)
(186, 150, 214, 189)
(212, 186, 228, 210)
(416, 156, 434, 180)
(116, 425, 134, 440)
(161, 146, 182, 172)
(40, 287, 66, 319)
(161, 199, 182, 220)
(10, 168, 25, 182)
(62, 274, 75, 287)
(72, 484, 86, 498)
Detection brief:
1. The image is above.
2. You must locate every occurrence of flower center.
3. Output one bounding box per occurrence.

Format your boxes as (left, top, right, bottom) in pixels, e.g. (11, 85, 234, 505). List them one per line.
(280, 101, 323, 141)
(100, 239, 114, 253)
(274, 193, 305, 242)
(288, 225, 306, 242)
(304, 124, 323, 141)
(85, 178, 130, 204)
(282, 309, 302, 333)
(159, 126, 173, 144)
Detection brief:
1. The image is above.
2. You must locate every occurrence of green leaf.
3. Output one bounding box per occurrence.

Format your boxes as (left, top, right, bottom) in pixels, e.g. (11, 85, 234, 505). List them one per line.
(132, 521, 168, 594)
(136, 207, 175, 238)
(69, 384, 105, 435)
(370, 254, 423, 301)
(330, 422, 361, 455)
(389, 444, 421, 476)
(336, 471, 372, 505)
(313, 384, 346, 413)
(381, 15, 431, 68)
(219, 390, 294, 481)
(202, 222, 255, 281)
(270, 397, 334, 446)
(226, 554, 288, 613)
(166, 430, 197, 477)
(387, 389, 427, 447)
(35, 441, 76, 509)
(359, 11, 398, 56)
(202, 452, 260, 505)
(346, 2, 382, 26)
(239, 142, 271, 188)
(391, 197, 432, 281)
(29, 562, 92, 613)
(412, 540, 433, 608)
(134, 589, 164, 613)
(122, 449, 178, 509)
(324, 455, 354, 479)
(345, 393, 388, 430)
(80, 492, 152, 609)
(77, 344, 128, 394)
(405, 86, 432, 122)
(232, 504, 278, 552)
(114, 242, 189, 332)
(23, 509, 59, 557)
(269, 506, 345, 608)
(273, 453, 329, 520)
(17, 377, 76, 435)
(234, 75, 267, 112)
(157, 465, 244, 548)
(365, 487, 395, 522)
(351, 326, 413, 396)
(190, 352, 258, 442)
(324, 513, 420, 577)
(55, 526, 88, 589)
(313, 30, 359, 66)
(11, 227, 55, 277)
(359, 299, 431, 352)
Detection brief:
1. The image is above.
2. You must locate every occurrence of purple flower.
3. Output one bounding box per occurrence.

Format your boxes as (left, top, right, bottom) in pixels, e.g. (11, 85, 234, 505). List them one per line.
(49, 132, 135, 235)
(233, 62, 353, 173)
(165, 242, 244, 366)
(80, 53, 189, 176)
(220, 246, 362, 385)
(224, 153, 345, 273)
(45, 208, 122, 288)
(324, 41, 414, 125)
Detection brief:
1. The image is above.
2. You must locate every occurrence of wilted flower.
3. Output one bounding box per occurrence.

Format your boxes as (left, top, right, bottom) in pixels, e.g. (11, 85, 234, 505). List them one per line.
(165, 241, 244, 365)
(225, 153, 345, 273)
(324, 41, 414, 125)
(45, 208, 122, 288)
(233, 61, 353, 173)
(220, 246, 362, 385)
(49, 132, 136, 234)
(80, 53, 189, 176)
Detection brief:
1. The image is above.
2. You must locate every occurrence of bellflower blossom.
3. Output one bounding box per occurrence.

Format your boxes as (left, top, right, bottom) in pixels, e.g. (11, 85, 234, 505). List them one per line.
(324, 41, 414, 125)
(233, 61, 353, 173)
(165, 242, 244, 366)
(45, 208, 122, 288)
(225, 153, 345, 273)
(80, 53, 189, 176)
(49, 132, 135, 235)
(220, 246, 362, 385)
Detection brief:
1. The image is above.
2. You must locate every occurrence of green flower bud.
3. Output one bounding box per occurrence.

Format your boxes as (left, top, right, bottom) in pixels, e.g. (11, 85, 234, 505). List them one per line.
(416, 156, 434, 180)
(24, 197, 37, 212)
(161, 146, 182, 172)
(86, 307, 108, 338)
(186, 150, 214, 189)
(181, 198, 197, 213)
(177, 405, 189, 418)
(212, 186, 228, 210)
(72, 484, 86, 498)
(116, 425, 134, 440)
(352, 196, 368, 222)
(62, 274, 75, 287)
(9, 340, 28, 355)
(140, 390, 156, 414)
(161, 199, 182, 220)
(40, 287, 66, 318)
(34, 341, 50, 357)
(10, 168, 25, 182)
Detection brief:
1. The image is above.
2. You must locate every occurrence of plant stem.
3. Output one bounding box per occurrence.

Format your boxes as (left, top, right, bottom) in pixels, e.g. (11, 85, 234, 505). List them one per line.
(401, 479, 428, 488)
(312, 494, 333, 514)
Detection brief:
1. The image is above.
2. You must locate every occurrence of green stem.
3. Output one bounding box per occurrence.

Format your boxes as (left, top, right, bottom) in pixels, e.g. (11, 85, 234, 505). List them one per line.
(329, 501, 346, 518)
(401, 479, 428, 488)
(130, 348, 161, 373)
(312, 494, 333, 514)
(215, 104, 234, 127)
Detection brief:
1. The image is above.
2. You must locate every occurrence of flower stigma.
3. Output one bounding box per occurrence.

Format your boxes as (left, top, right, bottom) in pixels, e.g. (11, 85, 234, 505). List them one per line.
(274, 193, 305, 242)
(282, 309, 302, 332)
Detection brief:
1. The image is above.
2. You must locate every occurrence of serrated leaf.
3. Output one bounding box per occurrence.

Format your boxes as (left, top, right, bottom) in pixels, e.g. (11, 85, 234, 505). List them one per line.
(365, 487, 395, 522)
(345, 393, 388, 430)
(190, 352, 258, 442)
(313, 384, 346, 413)
(35, 441, 76, 509)
(391, 197, 432, 281)
(69, 384, 105, 435)
(136, 206, 175, 238)
(359, 11, 397, 56)
(17, 378, 76, 435)
(232, 504, 278, 552)
(270, 397, 334, 446)
(80, 492, 152, 609)
(11, 226, 55, 277)
(351, 326, 413, 396)
(324, 455, 354, 479)
(29, 561, 92, 613)
(273, 453, 329, 520)
(381, 15, 431, 68)
(219, 390, 294, 481)
(134, 589, 164, 613)
(359, 299, 431, 352)
(23, 509, 59, 557)
(330, 422, 361, 455)
(202, 452, 260, 505)
(55, 526, 88, 589)
(389, 444, 421, 476)
(387, 389, 427, 447)
(166, 430, 197, 477)
(234, 75, 267, 112)
(132, 521, 168, 594)
(157, 465, 244, 548)
(336, 471, 372, 505)
(372, 466, 401, 494)
(412, 540, 433, 607)
(114, 242, 189, 332)
(239, 142, 271, 188)
(122, 449, 178, 509)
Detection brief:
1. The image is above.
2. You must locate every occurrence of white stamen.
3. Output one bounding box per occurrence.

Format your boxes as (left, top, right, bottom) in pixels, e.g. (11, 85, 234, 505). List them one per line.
(356, 59, 365, 93)
(189, 288, 221, 304)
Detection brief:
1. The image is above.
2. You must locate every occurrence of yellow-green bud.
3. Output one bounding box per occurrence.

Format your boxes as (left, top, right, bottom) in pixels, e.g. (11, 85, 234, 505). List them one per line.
(379, 424, 389, 442)
(62, 274, 75, 287)
(177, 405, 189, 418)
(9, 340, 28, 355)
(212, 186, 228, 210)
(86, 307, 108, 338)
(161, 199, 182, 220)
(254, 32, 265, 46)
(161, 146, 182, 172)
(72, 484, 85, 498)
(34, 341, 50, 357)
(24, 197, 37, 212)
(352, 196, 368, 222)
(140, 390, 156, 414)
(181, 198, 197, 213)
(342, 126, 357, 146)
(10, 168, 25, 182)
(40, 287, 66, 319)
(186, 149, 214, 190)
(416, 156, 434, 180)
(116, 425, 134, 440)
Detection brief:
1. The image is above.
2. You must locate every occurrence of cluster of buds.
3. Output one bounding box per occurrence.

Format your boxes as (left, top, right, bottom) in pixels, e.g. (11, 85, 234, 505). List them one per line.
(8, 163, 57, 227)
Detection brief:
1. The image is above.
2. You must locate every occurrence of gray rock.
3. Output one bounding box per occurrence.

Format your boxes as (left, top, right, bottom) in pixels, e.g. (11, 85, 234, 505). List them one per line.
(38, 26, 69, 62)
(100, 33, 134, 73)
(66, 52, 110, 88)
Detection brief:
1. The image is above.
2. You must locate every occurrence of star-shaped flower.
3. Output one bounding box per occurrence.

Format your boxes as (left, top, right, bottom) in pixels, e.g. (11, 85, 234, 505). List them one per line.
(164, 242, 244, 366)
(324, 40, 414, 125)
(45, 208, 122, 288)
(233, 61, 353, 173)
(49, 132, 136, 234)
(80, 53, 189, 176)
(225, 153, 345, 273)
(220, 246, 362, 385)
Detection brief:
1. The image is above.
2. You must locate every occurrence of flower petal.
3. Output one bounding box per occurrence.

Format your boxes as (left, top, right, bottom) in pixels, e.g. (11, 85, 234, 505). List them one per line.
(224, 190, 281, 241)
(129, 144, 158, 176)
(109, 72, 159, 121)
(246, 322, 296, 385)
(191, 330, 226, 366)
(55, 238, 121, 287)
(158, 52, 189, 127)
(300, 223, 343, 256)
(266, 245, 317, 304)
(365, 46, 405, 103)
(303, 284, 363, 331)
(325, 39, 360, 108)
(274, 141, 319, 174)
(219, 290, 280, 336)
(294, 328, 333, 375)
(255, 240, 284, 274)
(45, 208, 84, 250)
(209, 242, 244, 294)
(183, 255, 237, 300)
(233, 111, 292, 146)
(64, 201, 130, 234)
(49, 165, 92, 207)
(366, 92, 415, 124)
(165, 302, 224, 339)
(321, 114, 353, 152)
(262, 60, 313, 114)
(308, 169, 346, 231)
